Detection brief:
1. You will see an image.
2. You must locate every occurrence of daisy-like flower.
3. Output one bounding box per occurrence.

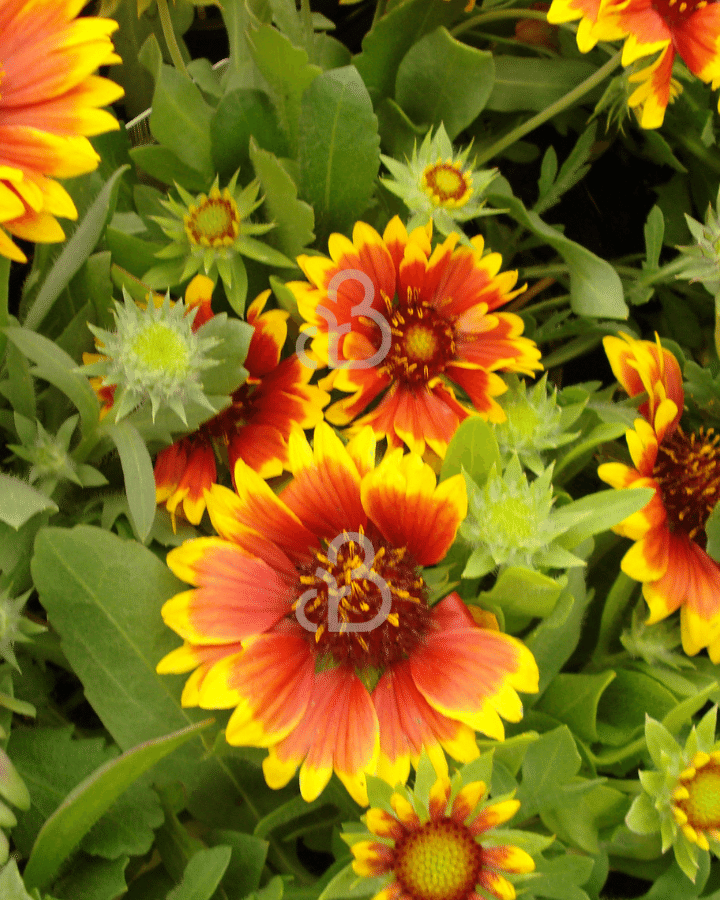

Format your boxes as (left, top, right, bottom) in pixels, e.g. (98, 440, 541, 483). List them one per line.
(380, 125, 498, 239)
(597, 332, 720, 661)
(157, 423, 538, 804)
(627, 706, 720, 881)
(147, 172, 295, 313)
(0, 0, 124, 262)
(573, 0, 720, 128)
(289, 217, 542, 458)
(546, 0, 627, 53)
(349, 767, 535, 900)
(155, 289, 329, 527)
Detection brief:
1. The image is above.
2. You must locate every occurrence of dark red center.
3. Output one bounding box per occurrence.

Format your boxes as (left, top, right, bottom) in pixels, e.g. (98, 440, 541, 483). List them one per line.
(650, 0, 710, 27)
(378, 295, 456, 386)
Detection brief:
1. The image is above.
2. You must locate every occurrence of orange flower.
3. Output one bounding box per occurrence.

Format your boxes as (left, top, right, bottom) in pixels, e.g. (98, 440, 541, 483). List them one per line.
(154, 287, 329, 528)
(598, 332, 720, 661)
(351, 772, 535, 900)
(547, 0, 627, 52)
(157, 423, 538, 805)
(573, 0, 720, 127)
(0, 0, 123, 261)
(288, 217, 541, 458)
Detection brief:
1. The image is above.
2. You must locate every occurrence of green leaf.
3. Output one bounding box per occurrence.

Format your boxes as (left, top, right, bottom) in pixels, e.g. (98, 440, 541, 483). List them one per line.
(50, 853, 129, 900)
(705, 502, 720, 563)
(249, 141, 315, 258)
(23, 167, 128, 332)
(247, 25, 321, 153)
(595, 671, 676, 747)
(105, 421, 157, 543)
(317, 862, 383, 900)
(150, 65, 214, 179)
(525, 854, 594, 900)
(487, 181, 627, 319)
(353, 0, 458, 102)
(3, 327, 100, 434)
(23, 721, 211, 891)
(394, 27, 494, 140)
(167, 846, 232, 900)
(129, 146, 210, 192)
(553, 487, 655, 550)
(535, 671, 617, 742)
(534, 124, 596, 217)
(30, 526, 211, 778)
(206, 830, 268, 900)
(81, 779, 164, 859)
(375, 97, 426, 159)
(487, 57, 596, 113)
(476, 567, 562, 619)
(211, 89, 289, 181)
(644, 205, 665, 270)
(439, 417, 501, 485)
(516, 726, 581, 819)
(0, 473, 57, 530)
(0, 860, 35, 900)
(297, 66, 380, 241)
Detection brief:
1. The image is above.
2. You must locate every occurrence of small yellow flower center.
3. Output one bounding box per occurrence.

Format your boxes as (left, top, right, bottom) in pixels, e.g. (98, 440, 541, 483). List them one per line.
(295, 524, 431, 671)
(677, 761, 720, 830)
(131, 322, 190, 377)
(394, 819, 482, 900)
(379, 296, 456, 386)
(652, 426, 720, 547)
(184, 188, 240, 248)
(422, 163, 472, 208)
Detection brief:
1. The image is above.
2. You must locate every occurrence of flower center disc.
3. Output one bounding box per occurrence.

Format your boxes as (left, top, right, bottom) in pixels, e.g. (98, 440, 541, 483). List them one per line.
(652, 426, 720, 546)
(650, 0, 710, 28)
(422, 163, 472, 208)
(382, 300, 456, 386)
(295, 526, 431, 670)
(394, 819, 482, 900)
(185, 191, 240, 247)
(678, 762, 720, 829)
(131, 322, 190, 377)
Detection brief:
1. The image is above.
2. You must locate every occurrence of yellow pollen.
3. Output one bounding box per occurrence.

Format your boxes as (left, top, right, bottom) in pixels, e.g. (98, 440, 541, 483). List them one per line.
(676, 762, 720, 832)
(404, 324, 439, 362)
(394, 819, 482, 900)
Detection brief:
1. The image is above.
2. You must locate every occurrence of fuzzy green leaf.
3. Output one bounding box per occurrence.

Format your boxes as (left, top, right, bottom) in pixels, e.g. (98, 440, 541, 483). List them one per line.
(105, 421, 157, 543)
(0, 473, 57, 530)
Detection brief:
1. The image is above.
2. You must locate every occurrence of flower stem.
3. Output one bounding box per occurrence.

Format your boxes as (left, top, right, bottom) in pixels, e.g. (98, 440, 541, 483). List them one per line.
(452, 8, 553, 36)
(156, 0, 189, 76)
(474, 51, 623, 167)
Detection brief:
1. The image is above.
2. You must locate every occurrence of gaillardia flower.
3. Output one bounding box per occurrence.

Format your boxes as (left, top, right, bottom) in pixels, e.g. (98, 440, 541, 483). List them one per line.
(155, 289, 329, 527)
(598, 332, 720, 661)
(586, 0, 720, 127)
(157, 423, 538, 804)
(146, 172, 295, 313)
(546, 0, 627, 54)
(289, 217, 542, 457)
(626, 707, 720, 881)
(348, 766, 535, 900)
(380, 124, 498, 238)
(0, 0, 124, 262)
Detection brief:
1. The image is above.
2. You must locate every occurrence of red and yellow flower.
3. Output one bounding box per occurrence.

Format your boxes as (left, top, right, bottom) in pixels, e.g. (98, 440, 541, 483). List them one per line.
(154, 287, 329, 527)
(288, 217, 542, 458)
(598, 332, 720, 661)
(351, 772, 535, 900)
(157, 423, 538, 805)
(0, 0, 124, 261)
(546, 0, 627, 52)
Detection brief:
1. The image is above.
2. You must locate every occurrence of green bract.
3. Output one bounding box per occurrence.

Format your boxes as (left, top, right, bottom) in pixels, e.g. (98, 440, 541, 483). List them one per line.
(626, 707, 720, 882)
(380, 123, 498, 238)
(83, 289, 219, 424)
(677, 186, 720, 298)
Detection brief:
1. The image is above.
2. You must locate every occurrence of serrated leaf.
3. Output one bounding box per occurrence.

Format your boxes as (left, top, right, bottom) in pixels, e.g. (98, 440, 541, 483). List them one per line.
(249, 140, 315, 258)
(23, 721, 211, 891)
(297, 66, 380, 241)
(105, 421, 157, 543)
(0, 473, 57, 530)
(394, 27, 494, 140)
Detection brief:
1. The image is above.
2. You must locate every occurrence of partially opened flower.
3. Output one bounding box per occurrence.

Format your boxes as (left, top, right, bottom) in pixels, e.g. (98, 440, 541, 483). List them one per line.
(349, 767, 535, 900)
(147, 172, 295, 313)
(627, 707, 720, 881)
(591, 0, 720, 127)
(157, 423, 538, 804)
(155, 289, 329, 528)
(380, 125, 498, 238)
(598, 332, 720, 661)
(0, 0, 124, 261)
(289, 217, 542, 458)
